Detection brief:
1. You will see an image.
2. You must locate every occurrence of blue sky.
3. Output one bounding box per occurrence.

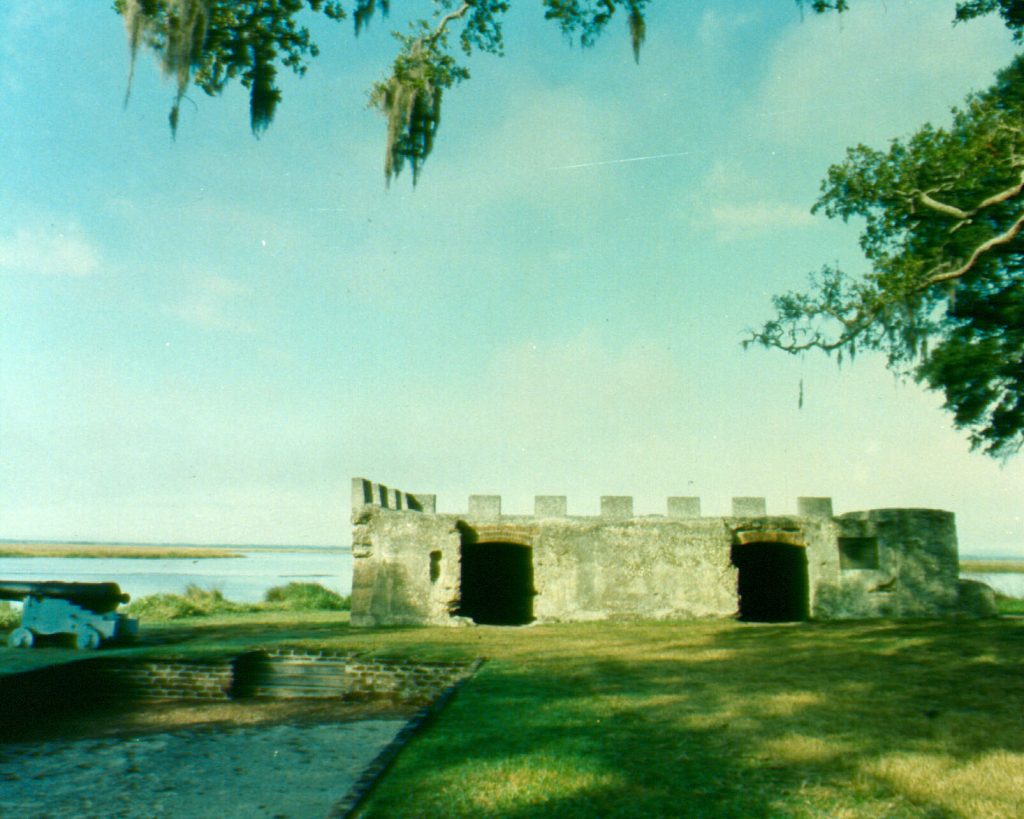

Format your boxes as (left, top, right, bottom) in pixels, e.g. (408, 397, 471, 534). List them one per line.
(1, 1, 1022, 553)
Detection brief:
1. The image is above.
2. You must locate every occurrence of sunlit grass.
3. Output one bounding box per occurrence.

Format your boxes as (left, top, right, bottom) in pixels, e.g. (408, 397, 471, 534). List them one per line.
(432, 753, 624, 815)
(0, 542, 241, 558)
(865, 751, 1024, 818)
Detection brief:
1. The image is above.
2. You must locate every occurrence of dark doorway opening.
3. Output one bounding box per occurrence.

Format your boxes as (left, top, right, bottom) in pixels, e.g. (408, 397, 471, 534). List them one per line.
(731, 542, 809, 622)
(457, 541, 534, 625)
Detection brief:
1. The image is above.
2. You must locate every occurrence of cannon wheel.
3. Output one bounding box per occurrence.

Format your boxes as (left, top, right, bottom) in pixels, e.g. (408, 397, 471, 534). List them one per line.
(8, 628, 34, 648)
(74, 626, 101, 650)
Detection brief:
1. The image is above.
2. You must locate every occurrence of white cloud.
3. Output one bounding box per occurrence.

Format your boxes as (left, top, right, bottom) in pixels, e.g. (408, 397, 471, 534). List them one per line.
(342, 330, 713, 513)
(429, 80, 636, 210)
(753, 0, 1018, 150)
(687, 160, 817, 240)
(698, 9, 759, 49)
(0, 224, 100, 276)
(168, 275, 255, 333)
(0, 4, 61, 94)
(707, 201, 815, 240)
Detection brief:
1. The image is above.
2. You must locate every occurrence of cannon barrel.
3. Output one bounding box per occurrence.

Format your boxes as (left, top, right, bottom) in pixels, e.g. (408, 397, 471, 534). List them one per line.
(0, 581, 129, 613)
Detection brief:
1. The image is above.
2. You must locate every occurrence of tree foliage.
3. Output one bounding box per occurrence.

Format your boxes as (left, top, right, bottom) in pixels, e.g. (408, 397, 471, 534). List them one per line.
(749, 54, 1024, 458)
(955, 0, 1024, 39)
(117, 0, 651, 183)
(115, 2, 1024, 185)
(807, 0, 1024, 38)
(119, 0, 347, 135)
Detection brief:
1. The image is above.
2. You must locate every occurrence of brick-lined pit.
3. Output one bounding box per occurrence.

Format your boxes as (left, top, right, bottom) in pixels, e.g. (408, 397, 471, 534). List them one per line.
(0, 651, 479, 706)
(102, 659, 236, 700)
(238, 649, 475, 703)
(0, 652, 482, 819)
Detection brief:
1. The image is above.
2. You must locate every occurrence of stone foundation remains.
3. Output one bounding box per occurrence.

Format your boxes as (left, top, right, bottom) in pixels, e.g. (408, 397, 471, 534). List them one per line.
(350, 477, 995, 626)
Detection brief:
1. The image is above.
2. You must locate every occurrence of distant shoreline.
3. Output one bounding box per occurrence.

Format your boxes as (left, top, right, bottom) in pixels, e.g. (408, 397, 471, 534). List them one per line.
(0, 542, 351, 560)
(0, 539, 350, 557)
(960, 559, 1024, 574)
(0, 543, 243, 559)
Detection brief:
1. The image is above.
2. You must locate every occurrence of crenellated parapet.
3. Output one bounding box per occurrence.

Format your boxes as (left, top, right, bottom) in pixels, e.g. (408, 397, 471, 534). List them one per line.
(352, 478, 833, 520)
(349, 477, 988, 627)
(351, 477, 436, 515)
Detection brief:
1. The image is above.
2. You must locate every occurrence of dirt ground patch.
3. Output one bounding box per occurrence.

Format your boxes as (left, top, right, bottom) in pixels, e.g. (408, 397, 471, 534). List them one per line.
(0, 709, 412, 819)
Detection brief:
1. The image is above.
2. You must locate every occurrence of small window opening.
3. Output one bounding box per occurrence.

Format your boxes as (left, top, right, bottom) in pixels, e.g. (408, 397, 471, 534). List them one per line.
(429, 550, 442, 584)
(839, 537, 879, 570)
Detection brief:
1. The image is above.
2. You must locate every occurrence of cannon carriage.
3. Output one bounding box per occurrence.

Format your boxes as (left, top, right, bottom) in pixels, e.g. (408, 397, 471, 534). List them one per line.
(1, 581, 138, 649)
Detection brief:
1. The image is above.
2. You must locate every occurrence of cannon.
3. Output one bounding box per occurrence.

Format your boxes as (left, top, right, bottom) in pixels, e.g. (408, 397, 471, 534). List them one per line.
(1, 581, 138, 649)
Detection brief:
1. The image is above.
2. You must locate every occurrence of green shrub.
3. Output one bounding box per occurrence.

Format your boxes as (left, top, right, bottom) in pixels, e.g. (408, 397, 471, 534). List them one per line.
(0, 601, 21, 630)
(262, 582, 350, 611)
(124, 582, 349, 621)
(126, 585, 251, 620)
(995, 592, 1024, 616)
(126, 592, 207, 620)
(181, 584, 247, 614)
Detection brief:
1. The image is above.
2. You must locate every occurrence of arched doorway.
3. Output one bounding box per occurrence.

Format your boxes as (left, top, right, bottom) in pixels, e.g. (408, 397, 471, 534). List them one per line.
(731, 541, 809, 622)
(457, 541, 535, 625)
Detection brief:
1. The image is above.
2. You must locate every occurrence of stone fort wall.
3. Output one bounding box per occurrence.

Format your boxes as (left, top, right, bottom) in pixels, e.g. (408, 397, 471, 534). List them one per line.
(350, 478, 989, 627)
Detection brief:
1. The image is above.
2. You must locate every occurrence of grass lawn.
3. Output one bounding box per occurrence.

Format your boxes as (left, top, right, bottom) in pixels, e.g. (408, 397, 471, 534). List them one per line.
(347, 619, 1024, 818)
(3, 615, 1023, 817)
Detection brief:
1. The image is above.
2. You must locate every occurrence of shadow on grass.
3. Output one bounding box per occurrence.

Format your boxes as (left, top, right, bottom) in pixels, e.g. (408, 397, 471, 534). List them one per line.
(362, 619, 1024, 817)
(0, 661, 144, 742)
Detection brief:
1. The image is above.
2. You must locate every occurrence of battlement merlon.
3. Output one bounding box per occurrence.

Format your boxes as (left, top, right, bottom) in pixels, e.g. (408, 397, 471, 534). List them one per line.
(352, 479, 834, 520)
(351, 477, 436, 519)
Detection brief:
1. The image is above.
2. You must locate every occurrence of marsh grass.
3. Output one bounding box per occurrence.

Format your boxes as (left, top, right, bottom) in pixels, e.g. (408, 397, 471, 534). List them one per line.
(124, 582, 350, 620)
(995, 593, 1024, 615)
(125, 584, 248, 619)
(2, 614, 1022, 816)
(960, 559, 1024, 573)
(0, 542, 241, 559)
(263, 581, 350, 611)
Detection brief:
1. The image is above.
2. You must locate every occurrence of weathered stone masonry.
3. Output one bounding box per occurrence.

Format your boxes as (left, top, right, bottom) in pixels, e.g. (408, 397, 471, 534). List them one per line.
(350, 477, 995, 626)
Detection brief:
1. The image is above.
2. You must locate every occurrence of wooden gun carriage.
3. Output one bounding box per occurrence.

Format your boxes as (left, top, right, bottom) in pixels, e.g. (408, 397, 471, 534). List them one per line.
(1, 581, 138, 649)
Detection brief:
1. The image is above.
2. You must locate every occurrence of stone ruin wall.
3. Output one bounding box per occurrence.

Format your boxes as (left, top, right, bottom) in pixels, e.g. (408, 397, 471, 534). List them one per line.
(350, 478, 992, 627)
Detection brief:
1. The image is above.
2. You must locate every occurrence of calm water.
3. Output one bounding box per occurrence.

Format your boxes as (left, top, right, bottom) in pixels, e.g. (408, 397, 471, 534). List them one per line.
(2, 552, 1018, 605)
(962, 572, 1024, 599)
(0, 548, 353, 604)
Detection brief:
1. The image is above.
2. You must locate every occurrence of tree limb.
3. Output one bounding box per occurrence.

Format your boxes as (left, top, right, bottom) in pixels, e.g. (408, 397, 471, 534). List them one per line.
(976, 169, 1024, 210)
(430, 2, 472, 46)
(915, 190, 970, 220)
(926, 208, 1024, 284)
(913, 169, 1024, 220)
